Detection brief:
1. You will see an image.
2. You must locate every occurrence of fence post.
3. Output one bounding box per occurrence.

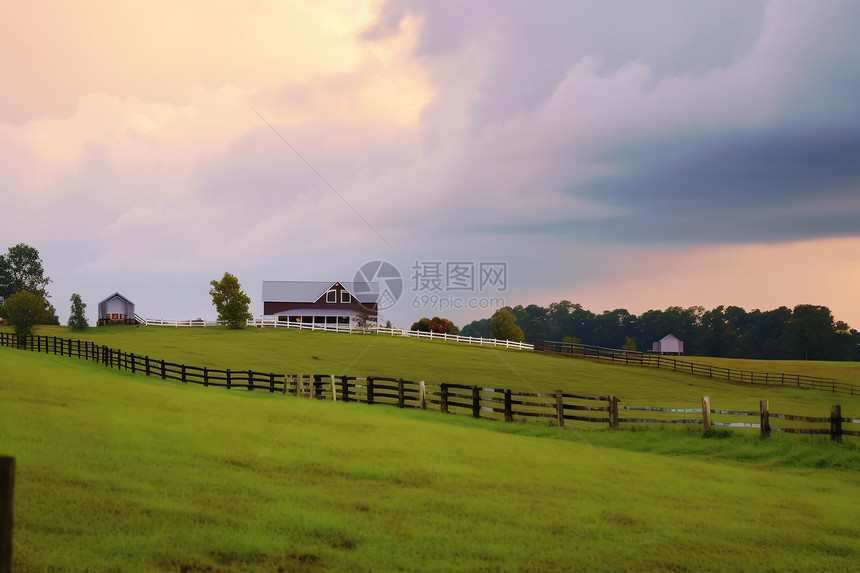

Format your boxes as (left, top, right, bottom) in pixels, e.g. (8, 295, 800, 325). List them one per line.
(130, 353, 136, 374)
(160, 360, 166, 380)
(367, 376, 375, 404)
(702, 396, 711, 431)
(472, 386, 480, 419)
(608, 396, 619, 429)
(203, 367, 208, 387)
(440, 383, 448, 413)
(0, 457, 13, 573)
(226, 369, 231, 389)
(555, 390, 565, 427)
(760, 400, 770, 438)
(397, 378, 405, 408)
(271, 373, 277, 394)
(341, 376, 349, 402)
(831, 405, 843, 443)
(247, 370, 253, 391)
(504, 389, 513, 422)
(181, 365, 186, 383)
(419, 381, 426, 410)
(330, 375, 336, 402)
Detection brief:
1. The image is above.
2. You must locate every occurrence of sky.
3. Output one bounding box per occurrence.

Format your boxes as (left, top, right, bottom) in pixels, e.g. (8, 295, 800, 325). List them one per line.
(2, 0, 859, 331)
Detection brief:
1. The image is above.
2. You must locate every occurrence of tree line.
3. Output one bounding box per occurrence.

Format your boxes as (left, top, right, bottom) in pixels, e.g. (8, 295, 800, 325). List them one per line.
(461, 302, 860, 361)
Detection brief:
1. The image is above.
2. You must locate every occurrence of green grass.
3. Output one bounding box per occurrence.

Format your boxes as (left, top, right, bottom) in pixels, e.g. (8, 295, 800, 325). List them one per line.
(8, 325, 860, 417)
(685, 354, 860, 381)
(3, 346, 860, 571)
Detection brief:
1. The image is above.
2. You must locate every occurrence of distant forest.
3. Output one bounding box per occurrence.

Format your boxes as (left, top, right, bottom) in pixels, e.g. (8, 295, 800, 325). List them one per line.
(460, 302, 860, 361)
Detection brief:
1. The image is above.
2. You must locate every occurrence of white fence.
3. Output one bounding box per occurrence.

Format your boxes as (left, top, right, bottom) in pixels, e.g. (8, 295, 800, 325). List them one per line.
(136, 317, 533, 350)
(374, 326, 533, 350)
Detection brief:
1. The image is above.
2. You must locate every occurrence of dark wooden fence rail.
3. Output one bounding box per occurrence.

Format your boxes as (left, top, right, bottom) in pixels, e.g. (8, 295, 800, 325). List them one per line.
(2, 332, 858, 441)
(534, 340, 858, 396)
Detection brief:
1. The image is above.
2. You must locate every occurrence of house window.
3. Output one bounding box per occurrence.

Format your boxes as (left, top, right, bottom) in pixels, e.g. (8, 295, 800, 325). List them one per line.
(326, 289, 337, 303)
(341, 291, 352, 303)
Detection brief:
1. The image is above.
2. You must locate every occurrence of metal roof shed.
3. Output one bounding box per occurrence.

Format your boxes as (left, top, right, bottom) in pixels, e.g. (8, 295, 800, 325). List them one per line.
(97, 292, 138, 326)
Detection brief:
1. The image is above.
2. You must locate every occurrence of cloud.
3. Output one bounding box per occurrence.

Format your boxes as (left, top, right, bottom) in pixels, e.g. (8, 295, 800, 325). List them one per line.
(2, 0, 859, 332)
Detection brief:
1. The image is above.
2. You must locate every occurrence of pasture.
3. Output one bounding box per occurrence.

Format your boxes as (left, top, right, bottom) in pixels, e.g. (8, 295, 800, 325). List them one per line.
(2, 326, 860, 571)
(11, 325, 860, 414)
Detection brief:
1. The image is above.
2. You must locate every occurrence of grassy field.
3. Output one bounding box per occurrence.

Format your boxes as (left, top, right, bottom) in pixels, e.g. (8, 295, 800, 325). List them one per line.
(6, 325, 859, 416)
(682, 355, 860, 382)
(3, 345, 860, 572)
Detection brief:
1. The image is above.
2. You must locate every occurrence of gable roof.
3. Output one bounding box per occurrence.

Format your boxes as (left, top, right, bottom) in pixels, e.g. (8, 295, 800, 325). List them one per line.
(658, 333, 682, 342)
(262, 281, 378, 304)
(99, 292, 133, 305)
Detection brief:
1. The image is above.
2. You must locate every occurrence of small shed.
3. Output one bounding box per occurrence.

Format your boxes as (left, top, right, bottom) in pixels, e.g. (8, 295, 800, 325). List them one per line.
(97, 292, 138, 326)
(652, 334, 684, 355)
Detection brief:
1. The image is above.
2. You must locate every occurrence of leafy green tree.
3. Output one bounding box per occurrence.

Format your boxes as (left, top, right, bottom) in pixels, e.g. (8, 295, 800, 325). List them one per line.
(209, 272, 252, 329)
(460, 317, 490, 338)
(0, 243, 52, 302)
(509, 304, 549, 342)
(700, 306, 735, 357)
(490, 308, 525, 342)
(592, 308, 634, 348)
(780, 305, 845, 360)
(4, 290, 55, 343)
(68, 293, 89, 330)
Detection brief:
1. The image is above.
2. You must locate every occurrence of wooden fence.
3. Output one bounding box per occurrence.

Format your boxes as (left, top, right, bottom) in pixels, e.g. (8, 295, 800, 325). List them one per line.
(534, 340, 858, 396)
(2, 332, 858, 441)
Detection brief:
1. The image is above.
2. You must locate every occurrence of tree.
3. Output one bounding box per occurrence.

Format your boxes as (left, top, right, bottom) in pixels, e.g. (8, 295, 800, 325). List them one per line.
(461, 317, 490, 338)
(209, 272, 251, 329)
(700, 306, 735, 357)
(68, 293, 89, 330)
(4, 290, 55, 343)
(490, 308, 525, 342)
(0, 243, 51, 302)
(622, 336, 637, 351)
(781, 305, 840, 360)
(411, 316, 460, 334)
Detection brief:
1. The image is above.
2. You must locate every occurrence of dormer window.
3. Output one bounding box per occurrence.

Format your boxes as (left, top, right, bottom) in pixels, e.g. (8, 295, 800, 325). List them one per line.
(341, 291, 352, 303)
(326, 289, 337, 303)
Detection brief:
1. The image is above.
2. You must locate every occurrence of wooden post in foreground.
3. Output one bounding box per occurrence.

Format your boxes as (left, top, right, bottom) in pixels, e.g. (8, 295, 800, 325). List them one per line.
(340, 376, 350, 402)
(419, 381, 426, 410)
(555, 390, 565, 427)
(831, 405, 843, 443)
(330, 375, 337, 402)
(760, 400, 770, 438)
(440, 384, 449, 414)
(702, 396, 711, 431)
(1, 457, 14, 573)
(608, 396, 619, 429)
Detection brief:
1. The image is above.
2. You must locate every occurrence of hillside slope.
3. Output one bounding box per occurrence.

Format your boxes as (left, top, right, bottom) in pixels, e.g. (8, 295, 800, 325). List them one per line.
(3, 347, 860, 572)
